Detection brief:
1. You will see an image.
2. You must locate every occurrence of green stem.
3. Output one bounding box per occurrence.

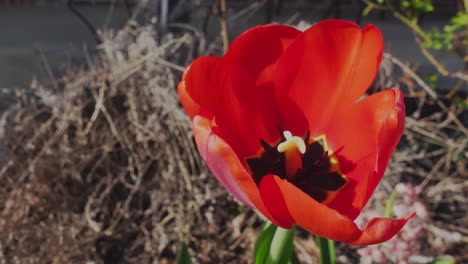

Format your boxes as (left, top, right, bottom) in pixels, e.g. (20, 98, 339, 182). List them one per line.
(392, 11, 429, 42)
(254, 222, 296, 264)
(266, 225, 296, 264)
(316, 236, 336, 264)
(384, 189, 398, 218)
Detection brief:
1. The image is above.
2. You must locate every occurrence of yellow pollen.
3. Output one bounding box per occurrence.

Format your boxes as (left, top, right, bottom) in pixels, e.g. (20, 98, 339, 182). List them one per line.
(277, 131, 306, 178)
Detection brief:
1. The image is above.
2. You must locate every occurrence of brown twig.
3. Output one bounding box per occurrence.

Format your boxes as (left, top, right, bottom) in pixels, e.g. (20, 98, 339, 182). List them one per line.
(67, 0, 102, 44)
(414, 34, 468, 81)
(384, 53, 468, 136)
(219, 0, 229, 54)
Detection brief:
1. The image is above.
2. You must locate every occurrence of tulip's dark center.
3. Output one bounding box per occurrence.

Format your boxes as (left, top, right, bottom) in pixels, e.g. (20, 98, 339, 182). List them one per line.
(246, 130, 348, 204)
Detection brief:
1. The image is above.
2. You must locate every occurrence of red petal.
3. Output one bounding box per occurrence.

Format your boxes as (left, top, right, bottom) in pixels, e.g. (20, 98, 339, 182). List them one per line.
(350, 213, 415, 245)
(193, 115, 281, 226)
(180, 25, 302, 156)
(259, 175, 361, 239)
(225, 24, 301, 85)
(213, 64, 281, 157)
(258, 174, 413, 245)
(180, 56, 280, 156)
(275, 88, 310, 138)
(218, 24, 305, 146)
(178, 56, 223, 119)
(325, 88, 405, 219)
(177, 77, 200, 120)
(274, 19, 383, 134)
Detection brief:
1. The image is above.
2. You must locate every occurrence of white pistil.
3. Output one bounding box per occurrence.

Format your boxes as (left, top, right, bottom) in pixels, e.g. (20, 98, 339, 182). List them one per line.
(277, 131, 306, 154)
(277, 131, 306, 179)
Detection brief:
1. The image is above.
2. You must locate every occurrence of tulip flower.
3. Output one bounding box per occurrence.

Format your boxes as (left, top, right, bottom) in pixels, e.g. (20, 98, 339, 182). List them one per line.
(178, 19, 413, 245)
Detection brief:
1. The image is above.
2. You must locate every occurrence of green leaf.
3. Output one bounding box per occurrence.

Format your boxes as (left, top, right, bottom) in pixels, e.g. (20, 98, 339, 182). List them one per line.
(316, 236, 336, 264)
(454, 95, 468, 109)
(425, 74, 439, 89)
(254, 222, 296, 264)
(289, 250, 301, 264)
(429, 256, 455, 264)
(177, 242, 192, 264)
(401, 1, 410, 9)
(362, 6, 372, 17)
(451, 12, 468, 27)
(254, 222, 277, 264)
(237, 205, 246, 214)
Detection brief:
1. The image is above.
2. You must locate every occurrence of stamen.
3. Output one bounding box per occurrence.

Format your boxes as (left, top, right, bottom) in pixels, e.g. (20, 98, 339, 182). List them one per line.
(260, 139, 277, 155)
(247, 131, 348, 204)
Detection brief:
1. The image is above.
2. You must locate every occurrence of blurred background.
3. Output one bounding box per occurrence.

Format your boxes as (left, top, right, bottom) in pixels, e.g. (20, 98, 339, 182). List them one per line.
(0, 0, 464, 88)
(0, 0, 466, 263)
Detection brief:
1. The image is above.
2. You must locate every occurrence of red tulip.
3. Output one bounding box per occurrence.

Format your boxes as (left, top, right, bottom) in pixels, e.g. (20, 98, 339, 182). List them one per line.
(178, 19, 413, 245)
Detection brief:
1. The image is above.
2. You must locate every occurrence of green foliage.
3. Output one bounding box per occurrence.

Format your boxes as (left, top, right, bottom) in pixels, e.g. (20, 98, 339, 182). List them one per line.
(289, 251, 301, 264)
(424, 12, 468, 51)
(316, 236, 336, 264)
(254, 222, 296, 264)
(425, 74, 439, 90)
(254, 222, 277, 264)
(236, 205, 246, 214)
(177, 242, 192, 264)
(424, 28, 453, 51)
(453, 95, 468, 109)
(401, 0, 434, 13)
(446, 12, 468, 32)
(363, 0, 467, 92)
(429, 256, 456, 264)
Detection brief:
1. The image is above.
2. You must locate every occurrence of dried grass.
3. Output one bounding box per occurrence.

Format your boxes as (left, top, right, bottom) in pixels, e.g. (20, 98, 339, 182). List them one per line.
(0, 21, 256, 263)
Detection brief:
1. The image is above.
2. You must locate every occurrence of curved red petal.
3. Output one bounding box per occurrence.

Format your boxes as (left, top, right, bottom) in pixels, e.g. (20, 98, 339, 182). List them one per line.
(258, 175, 362, 240)
(213, 64, 281, 157)
(258, 175, 413, 245)
(274, 19, 383, 134)
(350, 213, 415, 245)
(225, 24, 301, 84)
(180, 56, 280, 156)
(179, 26, 303, 157)
(274, 88, 310, 138)
(177, 78, 200, 120)
(193, 116, 281, 226)
(326, 88, 405, 219)
(178, 56, 223, 119)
